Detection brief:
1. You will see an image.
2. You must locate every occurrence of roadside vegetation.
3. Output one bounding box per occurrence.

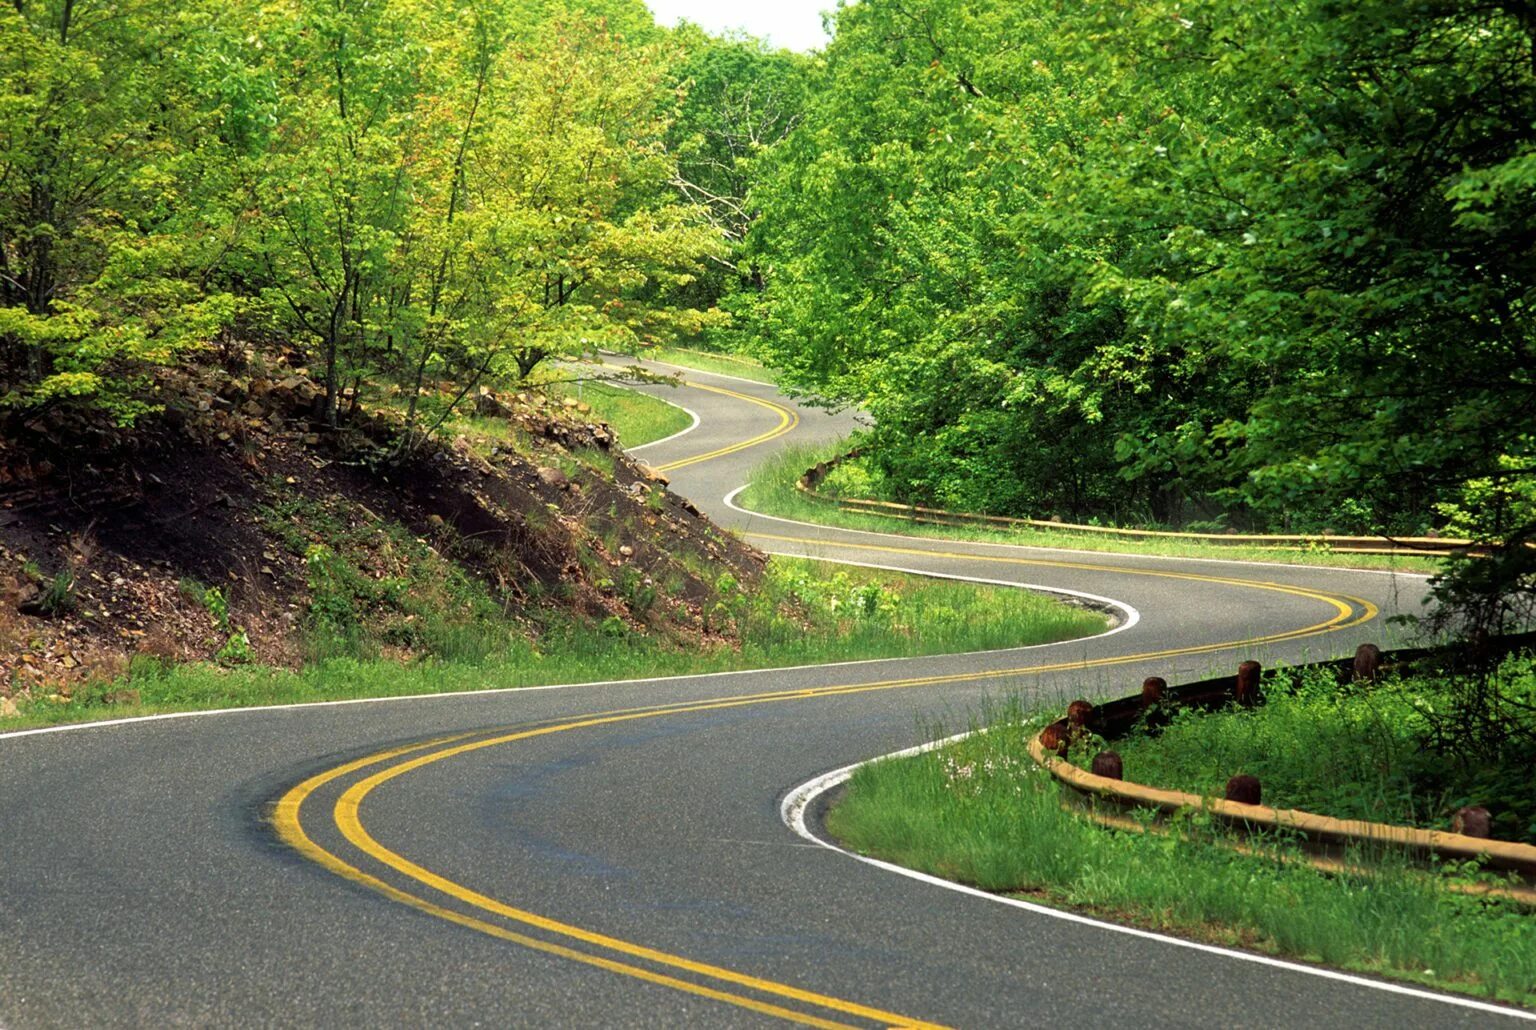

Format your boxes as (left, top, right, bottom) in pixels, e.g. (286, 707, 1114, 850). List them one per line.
(827, 703, 1536, 1008)
(740, 445, 1446, 574)
(1103, 657, 1536, 845)
(3, 558, 1104, 730)
(537, 377, 693, 450)
(741, 1, 1535, 581)
(638, 346, 779, 385)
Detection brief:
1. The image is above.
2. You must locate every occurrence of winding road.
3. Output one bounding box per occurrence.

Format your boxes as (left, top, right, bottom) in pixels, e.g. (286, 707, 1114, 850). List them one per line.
(1, 362, 1523, 1028)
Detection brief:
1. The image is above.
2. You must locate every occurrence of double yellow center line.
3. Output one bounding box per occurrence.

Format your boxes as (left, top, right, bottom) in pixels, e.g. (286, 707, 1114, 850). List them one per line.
(651, 382, 799, 474)
(271, 538, 1376, 1027)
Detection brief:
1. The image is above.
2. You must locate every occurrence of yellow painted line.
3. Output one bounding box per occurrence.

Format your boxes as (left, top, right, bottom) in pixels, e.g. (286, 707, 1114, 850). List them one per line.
(652, 382, 798, 473)
(272, 735, 876, 1029)
(273, 533, 1377, 1027)
(742, 532, 1381, 624)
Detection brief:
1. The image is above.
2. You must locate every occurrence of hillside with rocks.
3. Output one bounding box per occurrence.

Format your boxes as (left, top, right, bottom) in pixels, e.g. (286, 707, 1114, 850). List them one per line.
(0, 348, 761, 712)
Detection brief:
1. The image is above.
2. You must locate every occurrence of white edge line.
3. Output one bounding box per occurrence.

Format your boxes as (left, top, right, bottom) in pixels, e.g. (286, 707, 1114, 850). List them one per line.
(755, 551, 1139, 637)
(625, 398, 701, 454)
(780, 740, 1536, 1023)
(594, 348, 779, 389)
(645, 357, 780, 389)
(0, 535, 1137, 744)
(722, 485, 1436, 581)
(551, 358, 701, 454)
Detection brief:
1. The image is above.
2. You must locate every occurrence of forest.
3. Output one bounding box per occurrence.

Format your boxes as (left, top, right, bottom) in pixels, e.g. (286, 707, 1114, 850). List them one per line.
(3, 0, 1533, 620)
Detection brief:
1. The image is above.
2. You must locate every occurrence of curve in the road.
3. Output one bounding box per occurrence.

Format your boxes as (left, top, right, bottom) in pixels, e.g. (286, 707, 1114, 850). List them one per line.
(6, 359, 1525, 1028)
(649, 381, 798, 474)
(272, 555, 1376, 1028)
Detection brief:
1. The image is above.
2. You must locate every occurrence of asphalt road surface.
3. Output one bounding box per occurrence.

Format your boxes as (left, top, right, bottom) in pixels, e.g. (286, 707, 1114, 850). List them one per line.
(2, 361, 1524, 1028)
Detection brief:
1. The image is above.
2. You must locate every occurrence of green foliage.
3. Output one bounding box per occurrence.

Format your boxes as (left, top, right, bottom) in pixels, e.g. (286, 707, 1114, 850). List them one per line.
(741, 442, 1444, 572)
(216, 630, 255, 667)
(0, 0, 730, 431)
(539, 377, 693, 448)
(231, 0, 726, 436)
(750, 0, 1536, 545)
(259, 490, 508, 663)
(0, 1, 240, 423)
(829, 707, 1536, 1006)
(36, 566, 75, 616)
(1109, 657, 1536, 844)
(663, 30, 816, 339)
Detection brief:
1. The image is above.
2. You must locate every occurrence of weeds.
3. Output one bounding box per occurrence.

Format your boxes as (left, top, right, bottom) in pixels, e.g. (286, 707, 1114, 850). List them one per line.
(742, 443, 1446, 574)
(1108, 657, 1536, 844)
(36, 567, 77, 616)
(540, 378, 692, 447)
(619, 345, 780, 385)
(827, 702, 1536, 1007)
(7, 556, 1106, 729)
(261, 492, 510, 664)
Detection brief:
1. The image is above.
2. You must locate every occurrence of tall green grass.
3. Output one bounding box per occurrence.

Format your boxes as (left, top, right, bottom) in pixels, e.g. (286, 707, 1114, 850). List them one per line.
(6, 557, 1105, 729)
(543, 378, 693, 447)
(1108, 659, 1536, 844)
(741, 443, 1446, 574)
(828, 706, 1536, 1007)
(625, 345, 780, 384)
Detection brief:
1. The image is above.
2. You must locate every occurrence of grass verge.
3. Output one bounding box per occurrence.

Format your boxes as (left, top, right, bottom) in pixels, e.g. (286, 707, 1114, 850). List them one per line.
(740, 442, 1446, 574)
(1103, 656, 1536, 844)
(826, 704, 1536, 1008)
(2, 557, 1105, 731)
(628, 345, 779, 384)
(542, 377, 693, 448)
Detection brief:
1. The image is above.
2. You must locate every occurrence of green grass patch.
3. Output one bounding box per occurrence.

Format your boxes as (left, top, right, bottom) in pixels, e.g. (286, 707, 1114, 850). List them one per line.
(741, 442, 1446, 574)
(1106, 656, 1536, 844)
(542, 377, 693, 448)
(368, 373, 690, 453)
(629, 344, 780, 384)
(827, 704, 1536, 1008)
(4, 557, 1105, 730)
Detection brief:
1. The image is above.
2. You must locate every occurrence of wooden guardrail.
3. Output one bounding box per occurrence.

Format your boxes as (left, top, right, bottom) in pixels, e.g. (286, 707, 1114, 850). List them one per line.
(796, 452, 1485, 557)
(1026, 641, 1536, 905)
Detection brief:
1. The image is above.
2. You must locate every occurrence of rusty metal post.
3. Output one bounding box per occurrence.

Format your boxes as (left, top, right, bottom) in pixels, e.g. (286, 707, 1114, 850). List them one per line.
(1091, 751, 1124, 780)
(1452, 805, 1492, 838)
(1066, 699, 1094, 728)
(1353, 643, 1382, 683)
(1225, 774, 1262, 805)
(1039, 722, 1069, 756)
(1234, 660, 1262, 706)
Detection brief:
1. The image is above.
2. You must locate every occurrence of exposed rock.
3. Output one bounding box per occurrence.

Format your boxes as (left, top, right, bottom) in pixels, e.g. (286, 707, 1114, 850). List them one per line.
(537, 466, 570, 490)
(474, 387, 509, 417)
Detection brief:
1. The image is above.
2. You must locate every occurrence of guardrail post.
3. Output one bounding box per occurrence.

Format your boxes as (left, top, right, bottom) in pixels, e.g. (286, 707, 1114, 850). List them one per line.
(1225, 774, 1262, 805)
(1453, 806, 1492, 838)
(1353, 643, 1382, 683)
(1067, 699, 1093, 723)
(1235, 660, 1262, 706)
(1039, 722, 1069, 756)
(1091, 751, 1123, 780)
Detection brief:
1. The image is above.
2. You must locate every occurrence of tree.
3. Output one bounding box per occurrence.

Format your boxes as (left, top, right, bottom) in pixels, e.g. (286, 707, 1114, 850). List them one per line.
(667, 32, 814, 288)
(0, 0, 238, 424)
(467, 14, 724, 380)
(751, 0, 1536, 543)
(242, 0, 427, 429)
(749, 0, 1170, 519)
